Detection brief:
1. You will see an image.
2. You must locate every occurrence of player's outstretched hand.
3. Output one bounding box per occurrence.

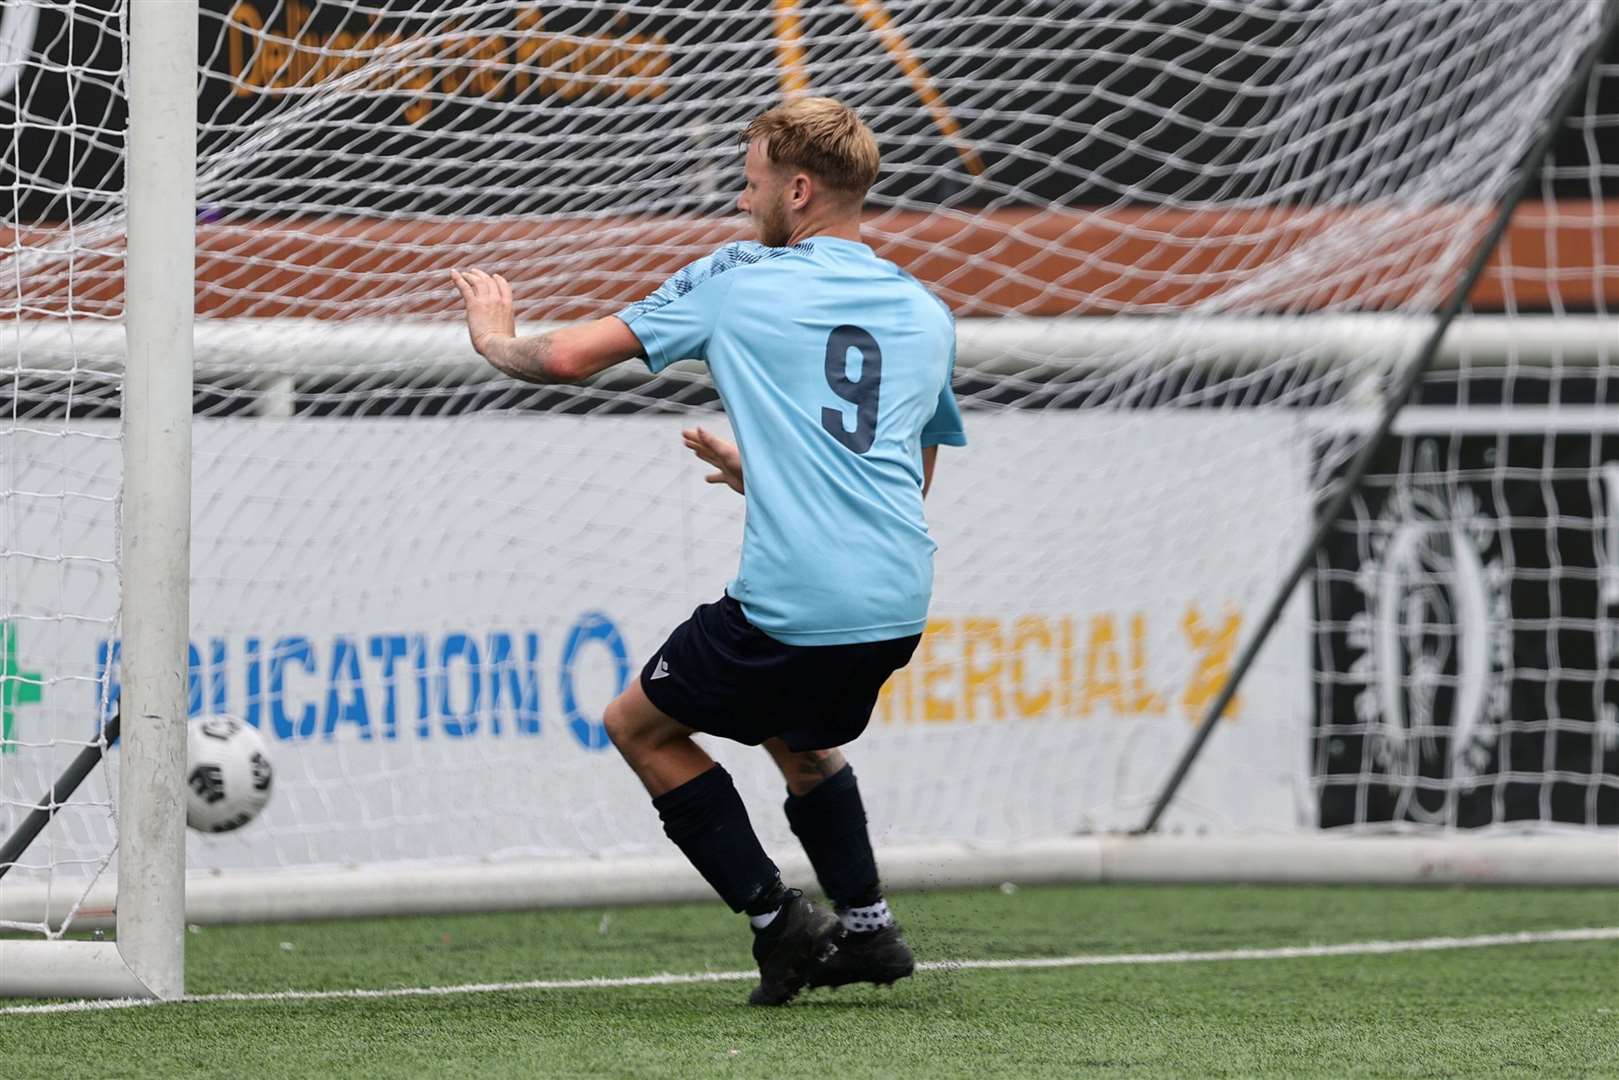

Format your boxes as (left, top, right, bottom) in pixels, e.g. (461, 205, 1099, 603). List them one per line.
(682, 427, 744, 495)
(449, 268, 516, 358)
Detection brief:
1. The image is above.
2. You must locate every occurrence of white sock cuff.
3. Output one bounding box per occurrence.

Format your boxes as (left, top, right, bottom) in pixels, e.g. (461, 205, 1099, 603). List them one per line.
(838, 898, 893, 933)
(748, 905, 783, 929)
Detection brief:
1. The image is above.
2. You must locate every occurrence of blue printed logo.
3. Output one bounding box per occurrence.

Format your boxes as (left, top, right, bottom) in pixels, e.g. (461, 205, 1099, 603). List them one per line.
(93, 613, 631, 751)
(559, 612, 631, 752)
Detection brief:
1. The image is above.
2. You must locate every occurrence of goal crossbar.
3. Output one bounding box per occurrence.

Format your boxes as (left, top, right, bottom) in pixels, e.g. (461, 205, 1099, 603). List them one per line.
(8, 315, 1614, 380)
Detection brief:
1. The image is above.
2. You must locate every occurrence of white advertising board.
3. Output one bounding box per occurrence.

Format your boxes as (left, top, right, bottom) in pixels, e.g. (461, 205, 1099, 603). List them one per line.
(1, 411, 1313, 883)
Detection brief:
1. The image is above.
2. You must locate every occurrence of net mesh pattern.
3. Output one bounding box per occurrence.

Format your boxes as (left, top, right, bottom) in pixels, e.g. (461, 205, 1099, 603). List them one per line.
(1, 1, 1614, 933)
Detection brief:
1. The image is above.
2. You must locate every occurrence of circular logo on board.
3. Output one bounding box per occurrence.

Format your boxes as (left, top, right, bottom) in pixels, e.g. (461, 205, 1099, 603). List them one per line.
(1344, 441, 1511, 823)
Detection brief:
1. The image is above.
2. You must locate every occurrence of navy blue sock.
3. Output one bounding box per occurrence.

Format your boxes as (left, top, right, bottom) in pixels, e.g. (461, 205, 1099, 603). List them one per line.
(783, 763, 882, 910)
(652, 765, 782, 914)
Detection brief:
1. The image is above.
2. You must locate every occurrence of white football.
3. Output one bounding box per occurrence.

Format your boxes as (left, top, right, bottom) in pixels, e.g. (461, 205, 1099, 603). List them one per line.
(186, 714, 274, 833)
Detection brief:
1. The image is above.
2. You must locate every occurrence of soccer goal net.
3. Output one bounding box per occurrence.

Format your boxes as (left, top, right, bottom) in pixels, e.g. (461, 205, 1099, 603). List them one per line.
(3, 0, 1616, 988)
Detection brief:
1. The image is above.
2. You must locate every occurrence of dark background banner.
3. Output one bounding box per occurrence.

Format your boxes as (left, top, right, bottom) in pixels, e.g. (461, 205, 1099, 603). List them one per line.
(1313, 430, 1619, 828)
(3, 0, 1616, 223)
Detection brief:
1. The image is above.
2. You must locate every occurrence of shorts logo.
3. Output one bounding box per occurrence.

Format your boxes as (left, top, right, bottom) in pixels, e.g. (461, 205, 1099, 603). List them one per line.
(651, 657, 671, 681)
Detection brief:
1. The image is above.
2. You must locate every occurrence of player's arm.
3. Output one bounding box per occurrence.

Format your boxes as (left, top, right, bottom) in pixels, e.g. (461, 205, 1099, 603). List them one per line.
(451, 268, 642, 383)
(479, 317, 642, 384)
(922, 445, 939, 498)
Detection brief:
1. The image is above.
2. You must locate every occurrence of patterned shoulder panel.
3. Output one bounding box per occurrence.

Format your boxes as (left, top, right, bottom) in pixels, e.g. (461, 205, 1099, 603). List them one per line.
(618, 240, 814, 322)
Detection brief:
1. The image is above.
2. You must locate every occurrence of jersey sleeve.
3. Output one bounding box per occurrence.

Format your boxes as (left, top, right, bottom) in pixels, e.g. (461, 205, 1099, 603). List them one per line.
(614, 243, 755, 373)
(921, 382, 967, 447)
(921, 334, 967, 447)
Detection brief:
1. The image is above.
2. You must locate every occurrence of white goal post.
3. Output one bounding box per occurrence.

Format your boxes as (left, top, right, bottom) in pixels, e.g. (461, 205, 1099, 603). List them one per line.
(0, 0, 195, 1000)
(3, 1, 1619, 1000)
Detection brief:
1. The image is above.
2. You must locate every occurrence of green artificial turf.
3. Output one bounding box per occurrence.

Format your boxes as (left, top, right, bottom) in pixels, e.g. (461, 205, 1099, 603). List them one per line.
(3, 883, 1616, 1079)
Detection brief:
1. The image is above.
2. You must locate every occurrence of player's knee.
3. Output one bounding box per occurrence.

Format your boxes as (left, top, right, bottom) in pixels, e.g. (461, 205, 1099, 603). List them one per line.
(602, 698, 638, 753)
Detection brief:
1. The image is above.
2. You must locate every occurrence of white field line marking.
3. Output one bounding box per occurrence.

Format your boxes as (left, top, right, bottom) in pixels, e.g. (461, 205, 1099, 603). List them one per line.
(4, 926, 1616, 1016)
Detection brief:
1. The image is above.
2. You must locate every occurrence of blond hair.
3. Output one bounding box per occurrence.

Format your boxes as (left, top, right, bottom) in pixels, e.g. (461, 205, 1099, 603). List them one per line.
(742, 97, 880, 199)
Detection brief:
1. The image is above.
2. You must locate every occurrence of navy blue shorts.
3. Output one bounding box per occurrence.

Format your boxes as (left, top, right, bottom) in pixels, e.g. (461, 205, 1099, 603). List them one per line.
(640, 594, 921, 752)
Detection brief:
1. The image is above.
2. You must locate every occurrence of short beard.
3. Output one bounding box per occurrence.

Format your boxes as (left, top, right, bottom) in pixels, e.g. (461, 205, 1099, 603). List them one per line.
(755, 197, 792, 248)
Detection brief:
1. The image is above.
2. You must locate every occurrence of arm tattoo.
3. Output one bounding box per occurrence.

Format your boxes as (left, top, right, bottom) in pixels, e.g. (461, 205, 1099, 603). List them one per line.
(483, 333, 566, 384)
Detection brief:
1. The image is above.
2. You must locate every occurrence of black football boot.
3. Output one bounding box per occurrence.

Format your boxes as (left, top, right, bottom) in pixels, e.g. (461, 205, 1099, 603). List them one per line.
(807, 922, 915, 990)
(747, 890, 839, 1006)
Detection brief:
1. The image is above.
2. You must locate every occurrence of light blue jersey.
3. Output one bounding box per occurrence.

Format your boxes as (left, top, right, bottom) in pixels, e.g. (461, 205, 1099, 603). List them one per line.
(617, 237, 965, 645)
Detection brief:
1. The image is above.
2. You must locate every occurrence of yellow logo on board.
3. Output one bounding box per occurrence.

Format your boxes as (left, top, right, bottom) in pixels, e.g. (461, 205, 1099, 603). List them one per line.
(875, 606, 1244, 726)
(224, 2, 671, 122)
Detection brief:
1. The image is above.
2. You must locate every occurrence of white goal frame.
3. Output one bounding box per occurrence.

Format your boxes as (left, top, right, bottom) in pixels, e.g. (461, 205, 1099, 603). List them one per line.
(0, 0, 195, 1001)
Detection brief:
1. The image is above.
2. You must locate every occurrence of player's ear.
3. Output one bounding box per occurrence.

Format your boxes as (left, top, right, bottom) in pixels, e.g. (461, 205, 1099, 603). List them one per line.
(788, 172, 814, 210)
